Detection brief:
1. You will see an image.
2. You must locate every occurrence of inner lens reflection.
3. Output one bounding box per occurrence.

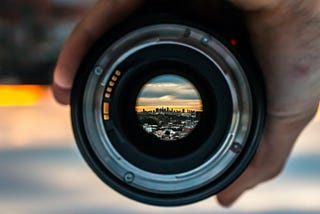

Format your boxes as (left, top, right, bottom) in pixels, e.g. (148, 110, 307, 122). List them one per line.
(136, 75, 202, 141)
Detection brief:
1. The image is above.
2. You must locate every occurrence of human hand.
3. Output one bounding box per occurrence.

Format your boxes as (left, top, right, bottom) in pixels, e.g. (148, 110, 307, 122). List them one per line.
(52, 0, 143, 104)
(217, 0, 320, 206)
(52, 0, 320, 207)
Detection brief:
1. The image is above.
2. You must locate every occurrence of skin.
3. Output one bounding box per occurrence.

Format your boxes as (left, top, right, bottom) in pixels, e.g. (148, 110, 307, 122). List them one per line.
(218, 0, 320, 206)
(53, 0, 320, 207)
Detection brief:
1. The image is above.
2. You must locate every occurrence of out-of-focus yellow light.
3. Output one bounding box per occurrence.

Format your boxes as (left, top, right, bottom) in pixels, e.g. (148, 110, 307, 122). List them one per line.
(0, 85, 46, 106)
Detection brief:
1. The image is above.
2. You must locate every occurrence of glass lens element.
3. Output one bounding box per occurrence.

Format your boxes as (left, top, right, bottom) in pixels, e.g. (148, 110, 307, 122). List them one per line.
(136, 75, 202, 141)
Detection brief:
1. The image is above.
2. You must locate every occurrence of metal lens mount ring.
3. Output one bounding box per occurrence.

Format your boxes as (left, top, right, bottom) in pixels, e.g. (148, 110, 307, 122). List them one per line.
(81, 24, 253, 194)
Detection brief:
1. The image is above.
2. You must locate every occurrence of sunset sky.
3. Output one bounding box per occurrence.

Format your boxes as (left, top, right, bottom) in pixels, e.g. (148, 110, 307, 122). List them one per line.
(136, 75, 203, 112)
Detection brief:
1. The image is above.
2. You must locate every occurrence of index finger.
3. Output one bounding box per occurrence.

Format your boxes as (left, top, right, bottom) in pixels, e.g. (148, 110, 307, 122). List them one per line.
(53, 0, 143, 104)
(228, 0, 279, 11)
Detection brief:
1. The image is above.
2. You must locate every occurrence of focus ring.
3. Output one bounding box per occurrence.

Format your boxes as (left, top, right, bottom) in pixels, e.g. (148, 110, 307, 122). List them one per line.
(81, 24, 252, 194)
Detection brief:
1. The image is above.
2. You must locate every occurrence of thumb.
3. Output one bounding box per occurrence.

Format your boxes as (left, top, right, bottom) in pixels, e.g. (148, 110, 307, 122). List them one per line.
(217, 105, 318, 206)
(53, 0, 143, 104)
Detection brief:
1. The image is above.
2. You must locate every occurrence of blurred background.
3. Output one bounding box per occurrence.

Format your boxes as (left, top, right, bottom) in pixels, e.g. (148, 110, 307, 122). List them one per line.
(0, 0, 320, 213)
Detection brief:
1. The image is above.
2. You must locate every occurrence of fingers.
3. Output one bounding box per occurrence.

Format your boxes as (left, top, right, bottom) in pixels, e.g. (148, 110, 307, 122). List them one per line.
(53, 0, 143, 104)
(229, 0, 279, 11)
(217, 107, 318, 207)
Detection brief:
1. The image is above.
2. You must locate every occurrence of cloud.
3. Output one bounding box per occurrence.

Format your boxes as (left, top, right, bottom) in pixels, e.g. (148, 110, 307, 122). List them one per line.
(175, 93, 201, 100)
(149, 75, 188, 84)
(139, 85, 200, 100)
(137, 75, 201, 108)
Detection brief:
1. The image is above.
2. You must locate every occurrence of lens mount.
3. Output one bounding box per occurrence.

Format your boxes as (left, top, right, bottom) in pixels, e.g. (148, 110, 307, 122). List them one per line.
(71, 23, 265, 206)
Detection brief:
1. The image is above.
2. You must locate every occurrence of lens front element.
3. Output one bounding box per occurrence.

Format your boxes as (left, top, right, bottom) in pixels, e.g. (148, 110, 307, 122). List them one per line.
(136, 74, 202, 141)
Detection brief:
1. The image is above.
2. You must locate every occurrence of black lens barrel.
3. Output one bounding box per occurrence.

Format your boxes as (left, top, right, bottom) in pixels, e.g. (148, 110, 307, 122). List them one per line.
(71, 0, 265, 206)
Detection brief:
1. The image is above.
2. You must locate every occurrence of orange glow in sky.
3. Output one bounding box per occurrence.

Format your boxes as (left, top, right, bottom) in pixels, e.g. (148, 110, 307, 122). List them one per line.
(0, 85, 46, 106)
(136, 105, 203, 113)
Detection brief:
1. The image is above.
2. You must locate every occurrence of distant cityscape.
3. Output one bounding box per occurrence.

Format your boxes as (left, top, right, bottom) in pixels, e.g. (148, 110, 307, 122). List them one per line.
(137, 107, 201, 141)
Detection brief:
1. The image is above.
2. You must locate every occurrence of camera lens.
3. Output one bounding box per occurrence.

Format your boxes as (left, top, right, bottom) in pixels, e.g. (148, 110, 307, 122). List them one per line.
(71, 21, 265, 206)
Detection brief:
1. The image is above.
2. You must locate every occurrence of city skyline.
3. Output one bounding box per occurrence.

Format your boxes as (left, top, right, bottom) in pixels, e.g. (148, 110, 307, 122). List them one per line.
(136, 106, 203, 113)
(136, 75, 203, 112)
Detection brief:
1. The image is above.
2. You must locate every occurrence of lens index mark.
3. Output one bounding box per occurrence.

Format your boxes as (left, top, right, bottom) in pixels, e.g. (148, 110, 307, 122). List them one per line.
(136, 75, 202, 141)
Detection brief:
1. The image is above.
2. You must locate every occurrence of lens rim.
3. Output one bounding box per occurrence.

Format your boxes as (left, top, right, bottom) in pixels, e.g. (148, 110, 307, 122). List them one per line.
(71, 21, 265, 206)
(76, 24, 252, 193)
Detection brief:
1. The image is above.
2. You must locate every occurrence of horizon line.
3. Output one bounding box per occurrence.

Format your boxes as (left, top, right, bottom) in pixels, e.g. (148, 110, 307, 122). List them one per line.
(135, 106, 203, 113)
